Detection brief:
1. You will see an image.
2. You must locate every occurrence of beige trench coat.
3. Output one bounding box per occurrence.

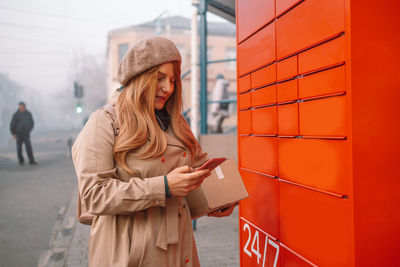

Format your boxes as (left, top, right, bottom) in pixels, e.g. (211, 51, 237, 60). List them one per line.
(72, 93, 208, 267)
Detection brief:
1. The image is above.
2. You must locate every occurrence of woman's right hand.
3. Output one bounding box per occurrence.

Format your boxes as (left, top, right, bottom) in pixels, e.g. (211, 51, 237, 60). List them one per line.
(167, 166, 211, 197)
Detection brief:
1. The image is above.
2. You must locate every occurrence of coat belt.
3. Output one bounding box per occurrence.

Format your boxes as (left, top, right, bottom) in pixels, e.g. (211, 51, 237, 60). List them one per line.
(156, 197, 179, 250)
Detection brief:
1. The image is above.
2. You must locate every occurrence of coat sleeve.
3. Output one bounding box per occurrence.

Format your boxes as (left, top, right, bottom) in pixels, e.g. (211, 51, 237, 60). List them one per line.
(72, 109, 166, 216)
(10, 112, 17, 135)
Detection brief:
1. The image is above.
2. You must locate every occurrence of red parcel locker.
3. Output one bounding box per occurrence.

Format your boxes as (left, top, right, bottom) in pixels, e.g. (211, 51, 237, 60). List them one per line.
(277, 79, 298, 103)
(239, 91, 252, 110)
(239, 169, 280, 239)
(279, 181, 352, 266)
(239, 136, 278, 177)
(237, 0, 275, 42)
(252, 85, 277, 107)
(238, 22, 276, 76)
(252, 106, 277, 136)
(276, 0, 345, 59)
(237, 0, 400, 266)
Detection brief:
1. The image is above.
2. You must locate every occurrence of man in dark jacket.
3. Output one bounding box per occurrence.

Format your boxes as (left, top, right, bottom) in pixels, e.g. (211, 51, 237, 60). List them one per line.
(10, 102, 36, 165)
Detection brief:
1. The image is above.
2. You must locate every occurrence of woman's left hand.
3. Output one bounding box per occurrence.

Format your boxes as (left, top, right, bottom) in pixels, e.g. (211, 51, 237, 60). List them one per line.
(207, 202, 239, 218)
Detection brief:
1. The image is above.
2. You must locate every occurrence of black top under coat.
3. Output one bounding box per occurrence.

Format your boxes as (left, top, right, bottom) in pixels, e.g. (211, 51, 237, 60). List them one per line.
(155, 107, 171, 131)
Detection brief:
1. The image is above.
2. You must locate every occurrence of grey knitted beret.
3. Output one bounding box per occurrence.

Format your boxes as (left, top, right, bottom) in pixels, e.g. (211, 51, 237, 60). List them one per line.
(117, 36, 182, 86)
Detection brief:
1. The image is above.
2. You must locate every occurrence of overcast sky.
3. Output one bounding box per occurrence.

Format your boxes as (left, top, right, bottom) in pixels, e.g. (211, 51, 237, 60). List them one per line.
(0, 0, 225, 94)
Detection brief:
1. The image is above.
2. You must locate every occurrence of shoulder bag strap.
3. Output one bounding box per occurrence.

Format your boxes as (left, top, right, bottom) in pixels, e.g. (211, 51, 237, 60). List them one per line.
(102, 104, 119, 136)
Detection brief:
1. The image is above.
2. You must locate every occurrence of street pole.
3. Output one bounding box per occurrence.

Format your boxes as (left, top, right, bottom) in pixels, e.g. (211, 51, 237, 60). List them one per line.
(199, 0, 208, 134)
(191, 0, 200, 139)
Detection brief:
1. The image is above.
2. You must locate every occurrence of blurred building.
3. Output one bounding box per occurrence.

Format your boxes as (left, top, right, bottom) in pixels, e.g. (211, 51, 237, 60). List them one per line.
(0, 73, 22, 147)
(106, 15, 237, 131)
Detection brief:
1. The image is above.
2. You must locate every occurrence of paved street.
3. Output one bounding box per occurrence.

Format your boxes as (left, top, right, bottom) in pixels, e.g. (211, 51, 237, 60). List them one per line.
(0, 131, 240, 267)
(0, 131, 77, 267)
(194, 208, 240, 267)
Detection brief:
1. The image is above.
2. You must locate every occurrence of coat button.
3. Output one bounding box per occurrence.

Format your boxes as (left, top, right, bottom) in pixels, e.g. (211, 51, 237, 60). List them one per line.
(182, 152, 186, 157)
(185, 257, 189, 263)
(161, 158, 165, 163)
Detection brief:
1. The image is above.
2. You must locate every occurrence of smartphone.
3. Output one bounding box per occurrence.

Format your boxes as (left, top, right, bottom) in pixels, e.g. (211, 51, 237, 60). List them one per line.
(195, 157, 226, 171)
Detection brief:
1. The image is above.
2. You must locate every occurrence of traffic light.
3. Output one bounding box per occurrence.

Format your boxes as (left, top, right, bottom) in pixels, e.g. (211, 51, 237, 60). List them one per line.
(74, 81, 84, 98)
(76, 103, 83, 114)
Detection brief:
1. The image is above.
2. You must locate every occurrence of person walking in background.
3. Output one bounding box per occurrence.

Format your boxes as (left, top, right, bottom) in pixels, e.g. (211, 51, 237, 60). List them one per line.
(210, 74, 230, 133)
(10, 102, 36, 165)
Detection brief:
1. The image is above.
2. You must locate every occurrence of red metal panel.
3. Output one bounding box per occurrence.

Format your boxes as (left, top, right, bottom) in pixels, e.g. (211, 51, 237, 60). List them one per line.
(298, 65, 345, 100)
(239, 136, 278, 176)
(279, 181, 352, 266)
(278, 103, 298, 137)
(298, 36, 345, 74)
(238, 22, 276, 75)
(239, 74, 251, 93)
(237, 0, 275, 42)
(280, 245, 317, 267)
(277, 79, 298, 103)
(276, 0, 302, 17)
(251, 63, 277, 88)
(240, 169, 280, 238)
(276, 0, 345, 59)
(277, 55, 298, 82)
(278, 138, 350, 195)
(252, 106, 278, 135)
(350, 2, 400, 265)
(238, 110, 252, 135)
(299, 95, 346, 137)
(239, 92, 252, 110)
(251, 85, 277, 107)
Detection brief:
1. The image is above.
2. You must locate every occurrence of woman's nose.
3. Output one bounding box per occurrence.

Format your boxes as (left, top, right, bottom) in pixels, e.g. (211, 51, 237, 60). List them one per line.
(163, 82, 173, 93)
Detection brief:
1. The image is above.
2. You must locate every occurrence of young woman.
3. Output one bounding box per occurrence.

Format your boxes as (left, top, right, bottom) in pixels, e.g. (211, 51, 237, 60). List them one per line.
(72, 36, 235, 266)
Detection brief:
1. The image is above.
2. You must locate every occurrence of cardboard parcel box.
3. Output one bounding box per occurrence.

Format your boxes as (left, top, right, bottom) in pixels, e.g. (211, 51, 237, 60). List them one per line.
(187, 158, 249, 219)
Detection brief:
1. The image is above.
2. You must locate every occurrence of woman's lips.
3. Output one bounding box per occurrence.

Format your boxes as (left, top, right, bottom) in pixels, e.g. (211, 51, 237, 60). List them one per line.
(156, 96, 167, 102)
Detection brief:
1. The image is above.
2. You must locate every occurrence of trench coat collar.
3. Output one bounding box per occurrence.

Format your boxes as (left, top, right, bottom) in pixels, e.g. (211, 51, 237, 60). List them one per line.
(165, 127, 186, 150)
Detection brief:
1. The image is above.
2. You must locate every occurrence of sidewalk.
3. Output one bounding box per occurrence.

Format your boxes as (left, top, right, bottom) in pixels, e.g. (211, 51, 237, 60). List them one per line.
(0, 131, 78, 267)
(194, 208, 240, 267)
(42, 190, 240, 267)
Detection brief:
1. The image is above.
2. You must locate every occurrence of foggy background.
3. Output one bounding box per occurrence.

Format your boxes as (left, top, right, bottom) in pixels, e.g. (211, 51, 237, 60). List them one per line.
(0, 0, 224, 146)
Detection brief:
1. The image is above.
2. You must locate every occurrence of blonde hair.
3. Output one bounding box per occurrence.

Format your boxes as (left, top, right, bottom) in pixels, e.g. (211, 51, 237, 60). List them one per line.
(113, 62, 198, 174)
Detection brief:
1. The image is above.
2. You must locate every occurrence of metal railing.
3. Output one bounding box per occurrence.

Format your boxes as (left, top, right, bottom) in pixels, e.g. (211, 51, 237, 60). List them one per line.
(181, 58, 237, 135)
(181, 58, 236, 79)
